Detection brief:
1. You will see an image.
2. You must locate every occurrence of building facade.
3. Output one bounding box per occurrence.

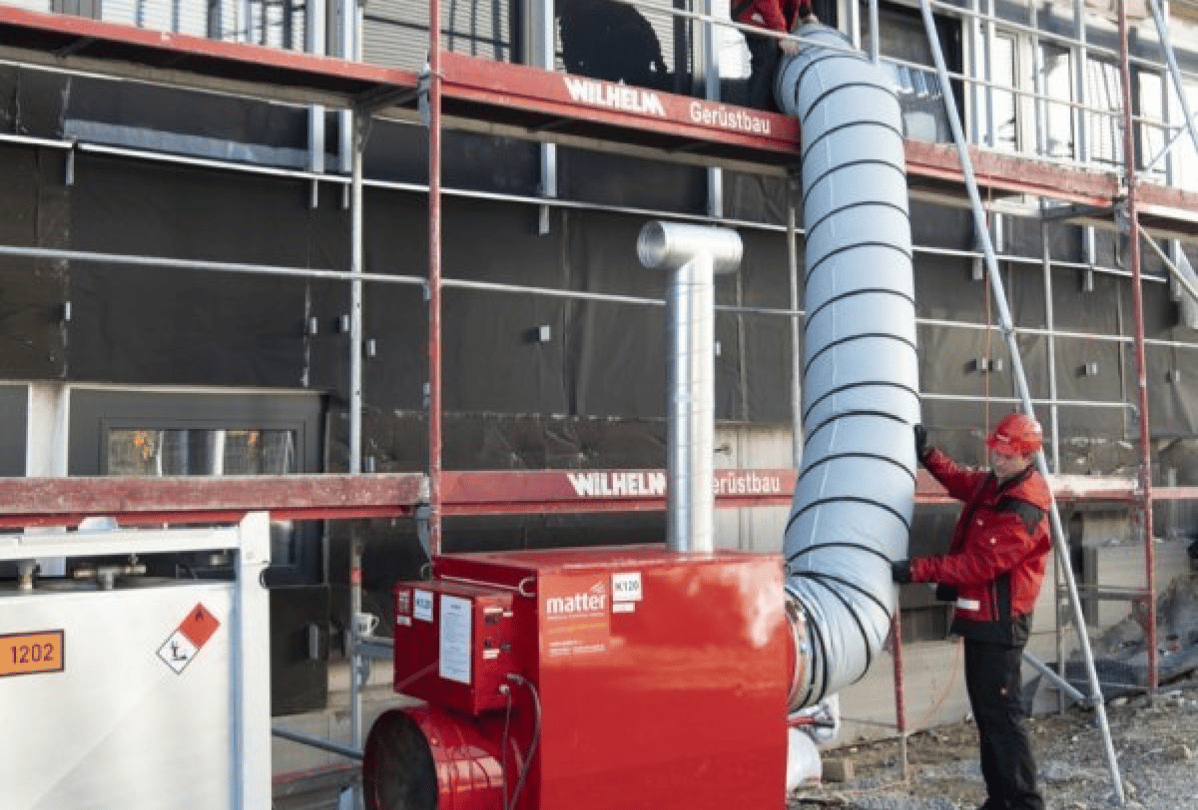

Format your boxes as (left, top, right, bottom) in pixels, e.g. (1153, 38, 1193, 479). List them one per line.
(2, 0, 1198, 743)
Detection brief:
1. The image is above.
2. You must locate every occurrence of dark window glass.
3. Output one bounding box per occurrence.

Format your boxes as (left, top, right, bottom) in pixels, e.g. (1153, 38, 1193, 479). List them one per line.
(70, 390, 324, 583)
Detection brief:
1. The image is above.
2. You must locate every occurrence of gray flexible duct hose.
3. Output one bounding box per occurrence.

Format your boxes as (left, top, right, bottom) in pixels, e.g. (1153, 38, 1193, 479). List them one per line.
(775, 26, 921, 710)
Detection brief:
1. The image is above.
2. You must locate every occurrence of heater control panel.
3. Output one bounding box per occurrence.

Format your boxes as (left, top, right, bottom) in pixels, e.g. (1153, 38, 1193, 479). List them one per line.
(392, 580, 519, 715)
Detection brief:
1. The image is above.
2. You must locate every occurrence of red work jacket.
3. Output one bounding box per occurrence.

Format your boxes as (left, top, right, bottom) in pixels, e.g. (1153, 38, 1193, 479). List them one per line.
(911, 448, 1052, 646)
(732, 0, 806, 33)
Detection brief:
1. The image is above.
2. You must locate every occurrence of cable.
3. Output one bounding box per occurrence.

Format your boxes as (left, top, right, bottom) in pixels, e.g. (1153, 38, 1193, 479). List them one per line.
(498, 684, 513, 810)
(505, 674, 542, 810)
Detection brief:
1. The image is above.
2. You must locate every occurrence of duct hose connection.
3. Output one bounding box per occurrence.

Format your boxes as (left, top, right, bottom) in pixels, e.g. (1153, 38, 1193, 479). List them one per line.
(776, 26, 920, 711)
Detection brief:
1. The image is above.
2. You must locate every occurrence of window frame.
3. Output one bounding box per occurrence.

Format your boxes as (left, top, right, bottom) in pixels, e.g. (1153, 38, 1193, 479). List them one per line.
(68, 388, 325, 584)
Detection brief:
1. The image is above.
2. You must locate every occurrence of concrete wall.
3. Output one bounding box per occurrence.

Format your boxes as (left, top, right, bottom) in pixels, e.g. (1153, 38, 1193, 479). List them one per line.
(713, 424, 794, 554)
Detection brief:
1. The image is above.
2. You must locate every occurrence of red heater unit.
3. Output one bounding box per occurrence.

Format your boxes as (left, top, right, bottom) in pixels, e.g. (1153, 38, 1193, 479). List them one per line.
(365, 546, 789, 810)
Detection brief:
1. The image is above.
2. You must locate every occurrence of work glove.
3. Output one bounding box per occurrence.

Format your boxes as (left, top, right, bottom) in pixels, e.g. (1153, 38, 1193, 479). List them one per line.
(913, 423, 929, 463)
(891, 560, 913, 584)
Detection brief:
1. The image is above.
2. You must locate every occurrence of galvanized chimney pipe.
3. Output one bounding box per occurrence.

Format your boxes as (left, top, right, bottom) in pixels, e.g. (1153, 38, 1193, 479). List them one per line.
(775, 26, 920, 710)
(638, 222, 743, 553)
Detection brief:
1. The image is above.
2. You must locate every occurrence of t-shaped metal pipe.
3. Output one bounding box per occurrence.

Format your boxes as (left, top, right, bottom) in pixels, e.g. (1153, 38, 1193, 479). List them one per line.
(638, 222, 742, 554)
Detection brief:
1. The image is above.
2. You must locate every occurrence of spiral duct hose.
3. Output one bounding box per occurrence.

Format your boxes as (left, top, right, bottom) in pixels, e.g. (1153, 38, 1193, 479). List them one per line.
(775, 26, 921, 710)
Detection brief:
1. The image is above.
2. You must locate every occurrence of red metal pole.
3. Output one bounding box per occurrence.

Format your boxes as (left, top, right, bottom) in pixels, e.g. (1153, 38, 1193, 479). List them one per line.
(428, 0, 444, 559)
(1118, 0, 1158, 689)
(890, 610, 909, 779)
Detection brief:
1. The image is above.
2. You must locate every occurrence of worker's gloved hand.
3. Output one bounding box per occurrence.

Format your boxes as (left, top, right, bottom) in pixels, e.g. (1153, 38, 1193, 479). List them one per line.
(891, 560, 913, 584)
(913, 424, 929, 462)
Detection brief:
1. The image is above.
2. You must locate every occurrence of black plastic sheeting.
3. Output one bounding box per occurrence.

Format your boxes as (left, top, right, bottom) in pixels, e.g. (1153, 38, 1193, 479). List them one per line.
(2, 70, 1198, 476)
(52, 146, 795, 434)
(68, 74, 308, 154)
(0, 147, 68, 379)
(358, 191, 796, 422)
(68, 154, 319, 387)
(0, 66, 68, 137)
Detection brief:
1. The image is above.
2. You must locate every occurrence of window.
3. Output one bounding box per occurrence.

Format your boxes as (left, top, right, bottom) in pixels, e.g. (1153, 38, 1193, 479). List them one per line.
(977, 32, 1075, 161)
(94, 0, 307, 48)
(106, 428, 298, 477)
(1138, 68, 1168, 184)
(50, 0, 102, 20)
(1042, 43, 1075, 161)
(1085, 57, 1125, 169)
(983, 32, 1019, 152)
(69, 389, 324, 584)
(1175, 83, 1198, 191)
(365, 0, 512, 71)
(863, 2, 963, 145)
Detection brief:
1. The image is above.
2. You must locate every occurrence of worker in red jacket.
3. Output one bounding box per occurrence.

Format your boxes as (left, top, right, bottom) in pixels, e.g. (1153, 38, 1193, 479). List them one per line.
(732, 0, 818, 111)
(892, 412, 1051, 810)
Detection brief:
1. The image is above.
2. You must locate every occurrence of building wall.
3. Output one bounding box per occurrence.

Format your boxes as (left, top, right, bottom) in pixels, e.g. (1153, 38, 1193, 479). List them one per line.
(3, 0, 1198, 734)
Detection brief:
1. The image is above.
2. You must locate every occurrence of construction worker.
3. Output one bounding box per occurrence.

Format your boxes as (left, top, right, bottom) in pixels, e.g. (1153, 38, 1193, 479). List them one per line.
(892, 412, 1052, 810)
(732, 0, 818, 111)
(558, 0, 670, 89)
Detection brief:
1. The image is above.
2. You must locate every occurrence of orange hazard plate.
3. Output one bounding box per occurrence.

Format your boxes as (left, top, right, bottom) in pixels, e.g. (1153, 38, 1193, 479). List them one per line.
(0, 630, 64, 677)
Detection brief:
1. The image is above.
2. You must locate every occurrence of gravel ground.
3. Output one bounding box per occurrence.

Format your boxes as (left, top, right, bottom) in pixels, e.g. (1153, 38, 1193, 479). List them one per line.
(789, 672, 1198, 810)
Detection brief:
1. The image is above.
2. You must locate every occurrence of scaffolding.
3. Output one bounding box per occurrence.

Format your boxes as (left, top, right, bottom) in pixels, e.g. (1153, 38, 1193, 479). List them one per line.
(2, 0, 1198, 801)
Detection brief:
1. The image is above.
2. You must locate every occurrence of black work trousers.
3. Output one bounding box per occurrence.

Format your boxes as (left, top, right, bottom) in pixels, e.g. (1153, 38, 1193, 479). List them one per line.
(744, 33, 782, 112)
(963, 638, 1045, 810)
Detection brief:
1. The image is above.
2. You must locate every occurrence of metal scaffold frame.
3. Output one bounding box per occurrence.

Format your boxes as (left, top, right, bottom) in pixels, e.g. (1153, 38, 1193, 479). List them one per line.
(1, 0, 1198, 800)
(917, 0, 1121, 796)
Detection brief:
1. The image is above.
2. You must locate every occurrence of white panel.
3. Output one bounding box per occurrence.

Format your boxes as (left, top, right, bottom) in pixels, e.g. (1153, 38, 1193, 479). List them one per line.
(1, 0, 52, 11)
(0, 582, 237, 810)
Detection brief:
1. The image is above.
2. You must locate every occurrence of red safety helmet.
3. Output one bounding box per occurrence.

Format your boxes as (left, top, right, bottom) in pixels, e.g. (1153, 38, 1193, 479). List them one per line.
(986, 412, 1043, 455)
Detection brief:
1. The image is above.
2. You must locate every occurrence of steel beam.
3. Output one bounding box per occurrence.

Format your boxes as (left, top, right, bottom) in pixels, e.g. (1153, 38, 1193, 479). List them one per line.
(0, 473, 425, 528)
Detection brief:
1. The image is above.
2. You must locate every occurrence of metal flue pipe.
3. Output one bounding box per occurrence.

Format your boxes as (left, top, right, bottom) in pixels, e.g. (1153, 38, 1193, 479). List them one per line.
(775, 25, 920, 710)
(638, 221, 742, 553)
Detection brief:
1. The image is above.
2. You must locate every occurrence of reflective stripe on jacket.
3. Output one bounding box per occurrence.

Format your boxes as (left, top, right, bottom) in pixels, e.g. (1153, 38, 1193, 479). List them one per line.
(910, 448, 1052, 646)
